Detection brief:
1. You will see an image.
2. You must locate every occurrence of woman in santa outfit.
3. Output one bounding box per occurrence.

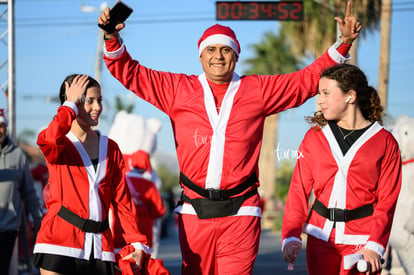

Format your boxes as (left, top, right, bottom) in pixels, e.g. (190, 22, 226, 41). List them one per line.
(282, 64, 402, 275)
(33, 74, 150, 274)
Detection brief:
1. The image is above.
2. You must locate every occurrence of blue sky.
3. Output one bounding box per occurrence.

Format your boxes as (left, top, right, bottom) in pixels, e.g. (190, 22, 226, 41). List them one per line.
(2, 0, 414, 165)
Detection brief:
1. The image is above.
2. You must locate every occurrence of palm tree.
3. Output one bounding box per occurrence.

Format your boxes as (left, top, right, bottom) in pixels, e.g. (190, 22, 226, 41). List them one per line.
(243, 31, 302, 228)
(114, 95, 135, 114)
(278, 0, 384, 127)
(280, 0, 381, 62)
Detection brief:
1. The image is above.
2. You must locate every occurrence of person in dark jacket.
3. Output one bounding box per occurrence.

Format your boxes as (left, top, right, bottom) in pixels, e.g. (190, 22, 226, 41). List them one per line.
(0, 108, 43, 274)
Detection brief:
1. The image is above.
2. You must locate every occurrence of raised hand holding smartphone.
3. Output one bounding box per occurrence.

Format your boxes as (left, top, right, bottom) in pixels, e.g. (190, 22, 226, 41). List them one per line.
(98, 1, 133, 34)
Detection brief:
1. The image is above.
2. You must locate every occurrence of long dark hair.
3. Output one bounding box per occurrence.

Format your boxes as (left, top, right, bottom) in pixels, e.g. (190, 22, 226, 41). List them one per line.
(59, 74, 100, 105)
(307, 64, 384, 127)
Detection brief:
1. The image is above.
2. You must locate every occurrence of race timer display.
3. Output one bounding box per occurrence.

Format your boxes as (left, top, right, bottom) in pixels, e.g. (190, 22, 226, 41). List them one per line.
(216, 1, 304, 21)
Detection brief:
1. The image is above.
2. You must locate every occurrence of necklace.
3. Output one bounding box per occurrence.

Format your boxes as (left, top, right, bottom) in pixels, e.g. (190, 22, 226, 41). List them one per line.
(338, 126, 355, 139)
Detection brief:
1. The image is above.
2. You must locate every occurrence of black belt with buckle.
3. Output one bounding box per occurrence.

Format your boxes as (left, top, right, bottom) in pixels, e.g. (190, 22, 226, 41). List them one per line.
(57, 205, 109, 233)
(179, 171, 257, 201)
(181, 189, 257, 219)
(178, 172, 258, 219)
(312, 199, 373, 222)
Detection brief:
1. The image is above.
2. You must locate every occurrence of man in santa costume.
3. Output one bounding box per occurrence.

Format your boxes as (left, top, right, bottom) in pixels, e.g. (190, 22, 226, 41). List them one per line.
(98, 2, 362, 274)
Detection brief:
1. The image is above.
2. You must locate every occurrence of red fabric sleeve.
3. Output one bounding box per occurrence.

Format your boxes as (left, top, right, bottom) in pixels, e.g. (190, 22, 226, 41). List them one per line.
(37, 106, 76, 163)
(116, 245, 136, 275)
(336, 42, 351, 57)
(105, 37, 121, 52)
(116, 245, 171, 275)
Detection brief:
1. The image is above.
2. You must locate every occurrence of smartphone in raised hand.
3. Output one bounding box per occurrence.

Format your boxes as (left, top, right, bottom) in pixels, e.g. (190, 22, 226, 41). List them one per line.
(98, 1, 133, 33)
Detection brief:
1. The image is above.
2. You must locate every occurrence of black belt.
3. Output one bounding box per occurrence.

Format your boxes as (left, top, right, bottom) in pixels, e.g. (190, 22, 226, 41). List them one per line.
(179, 171, 258, 201)
(58, 206, 109, 233)
(181, 189, 258, 219)
(312, 199, 373, 222)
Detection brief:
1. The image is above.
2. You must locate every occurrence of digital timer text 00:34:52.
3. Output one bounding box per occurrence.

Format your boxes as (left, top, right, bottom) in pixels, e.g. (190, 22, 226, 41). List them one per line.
(216, 1, 303, 21)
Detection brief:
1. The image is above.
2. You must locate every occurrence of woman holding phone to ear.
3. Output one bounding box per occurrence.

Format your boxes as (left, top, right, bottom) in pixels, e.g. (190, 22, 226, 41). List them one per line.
(281, 64, 402, 275)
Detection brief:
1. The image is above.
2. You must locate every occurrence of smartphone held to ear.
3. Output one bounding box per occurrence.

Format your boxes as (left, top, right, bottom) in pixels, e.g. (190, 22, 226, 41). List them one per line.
(98, 1, 133, 33)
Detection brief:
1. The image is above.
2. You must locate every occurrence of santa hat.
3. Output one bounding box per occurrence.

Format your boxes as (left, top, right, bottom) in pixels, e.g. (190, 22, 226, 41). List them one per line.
(198, 24, 241, 57)
(131, 150, 152, 174)
(0, 108, 7, 126)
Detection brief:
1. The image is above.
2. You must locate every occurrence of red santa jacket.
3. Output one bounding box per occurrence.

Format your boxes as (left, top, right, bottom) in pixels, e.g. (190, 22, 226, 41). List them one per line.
(104, 38, 350, 217)
(34, 104, 149, 262)
(282, 122, 402, 256)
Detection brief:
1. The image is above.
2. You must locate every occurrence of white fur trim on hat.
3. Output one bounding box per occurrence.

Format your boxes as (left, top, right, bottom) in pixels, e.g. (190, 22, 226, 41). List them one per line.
(198, 34, 239, 57)
(0, 109, 7, 125)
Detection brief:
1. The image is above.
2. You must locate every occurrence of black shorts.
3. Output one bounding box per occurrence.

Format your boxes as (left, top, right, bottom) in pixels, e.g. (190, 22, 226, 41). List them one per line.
(33, 253, 115, 275)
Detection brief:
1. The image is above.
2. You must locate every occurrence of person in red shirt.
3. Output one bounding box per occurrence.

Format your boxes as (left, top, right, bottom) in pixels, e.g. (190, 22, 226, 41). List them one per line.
(98, 3, 362, 274)
(111, 150, 165, 253)
(282, 64, 402, 274)
(33, 74, 150, 275)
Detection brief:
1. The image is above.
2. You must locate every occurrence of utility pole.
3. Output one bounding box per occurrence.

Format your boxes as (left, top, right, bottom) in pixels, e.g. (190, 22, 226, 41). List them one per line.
(1, 5, 29, 274)
(0, 0, 15, 142)
(378, 0, 392, 111)
(80, 2, 107, 83)
(259, 114, 277, 229)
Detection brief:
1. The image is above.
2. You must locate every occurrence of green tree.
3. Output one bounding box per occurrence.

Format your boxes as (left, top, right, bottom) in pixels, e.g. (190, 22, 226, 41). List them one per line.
(273, 160, 295, 231)
(114, 95, 134, 113)
(275, 161, 294, 201)
(280, 0, 381, 59)
(110, 95, 135, 129)
(244, 31, 302, 74)
(156, 164, 179, 193)
(17, 129, 37, 144)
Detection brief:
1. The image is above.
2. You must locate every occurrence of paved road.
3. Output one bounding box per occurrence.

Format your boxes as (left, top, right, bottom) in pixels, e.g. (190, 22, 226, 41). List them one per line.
(157, 226, 307, 275)
(158, 227, 407, 275)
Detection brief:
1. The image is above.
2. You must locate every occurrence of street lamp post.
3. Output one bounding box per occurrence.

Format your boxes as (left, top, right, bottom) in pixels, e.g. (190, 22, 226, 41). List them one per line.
(80, 2, 107, 83)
